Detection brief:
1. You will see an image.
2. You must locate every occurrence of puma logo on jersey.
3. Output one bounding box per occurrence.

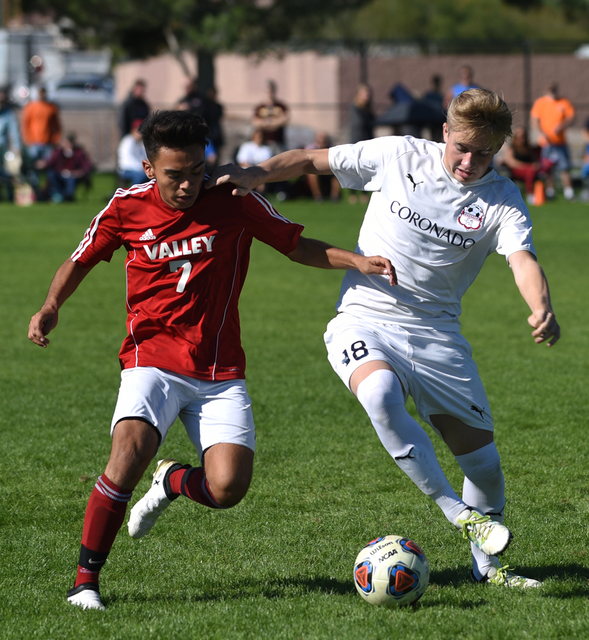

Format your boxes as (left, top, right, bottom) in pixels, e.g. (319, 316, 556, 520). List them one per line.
(470, 405, 485, 418)
(143, 234, 216, 260)
(139, 228, 157, 241)
(406, 173, 423, 191)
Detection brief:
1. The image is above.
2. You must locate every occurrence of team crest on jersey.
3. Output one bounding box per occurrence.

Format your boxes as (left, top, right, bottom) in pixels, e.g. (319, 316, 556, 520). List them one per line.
(458, 204, 484, 230)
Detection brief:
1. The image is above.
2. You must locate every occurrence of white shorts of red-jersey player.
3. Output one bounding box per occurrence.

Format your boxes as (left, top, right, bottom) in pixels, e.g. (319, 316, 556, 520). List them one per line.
(111, 366, 256, 459)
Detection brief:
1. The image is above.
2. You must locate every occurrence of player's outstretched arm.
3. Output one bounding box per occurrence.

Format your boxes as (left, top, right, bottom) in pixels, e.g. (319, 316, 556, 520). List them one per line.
(509, 250, 560, 346)
(28, 258, 92, 348)
(287, 236, 397, 286)
(206, 148, 331, 197)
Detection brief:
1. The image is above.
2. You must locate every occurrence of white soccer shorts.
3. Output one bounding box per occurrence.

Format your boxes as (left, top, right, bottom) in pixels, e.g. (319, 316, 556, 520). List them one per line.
(111, 367, 256, 459)
(324, 313, 494, 432)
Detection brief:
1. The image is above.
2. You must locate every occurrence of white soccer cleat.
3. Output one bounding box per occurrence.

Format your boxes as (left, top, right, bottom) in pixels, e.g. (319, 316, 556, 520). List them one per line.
(67, 584, 105, 611)
(457, 509, 512, 556)
(475, 564, 541, 588)
(128, 458, 183, 539)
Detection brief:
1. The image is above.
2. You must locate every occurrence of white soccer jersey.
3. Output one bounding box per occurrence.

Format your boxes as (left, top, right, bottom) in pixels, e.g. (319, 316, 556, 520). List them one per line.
(329, 136, 535, 328)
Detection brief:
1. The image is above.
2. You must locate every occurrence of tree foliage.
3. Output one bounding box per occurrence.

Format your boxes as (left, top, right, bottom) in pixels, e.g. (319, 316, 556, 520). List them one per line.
(556, 0, 589, 27)
(20, 0, 589, 87)
(321, 0, 589, 43)
(21, 0, 589, 54)
(22, 0, 372, 59)
(21, 0, 371, 89)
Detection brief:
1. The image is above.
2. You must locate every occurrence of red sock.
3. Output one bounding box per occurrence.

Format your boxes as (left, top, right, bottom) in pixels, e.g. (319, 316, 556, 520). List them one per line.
(168, 467, 224, 509)
(74, 475, 132, 588)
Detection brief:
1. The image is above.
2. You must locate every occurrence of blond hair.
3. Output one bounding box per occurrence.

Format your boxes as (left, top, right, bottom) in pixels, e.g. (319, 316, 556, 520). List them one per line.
(446, 89, 512, 150)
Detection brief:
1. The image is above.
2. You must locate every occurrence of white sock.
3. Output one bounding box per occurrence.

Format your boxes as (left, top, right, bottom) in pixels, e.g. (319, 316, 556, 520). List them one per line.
(356, 370, 466, 525)
(455, 442, 505, 579)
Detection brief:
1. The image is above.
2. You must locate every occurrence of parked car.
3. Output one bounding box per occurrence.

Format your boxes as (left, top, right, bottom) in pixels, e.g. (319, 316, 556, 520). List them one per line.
(47, 74, 115, 108)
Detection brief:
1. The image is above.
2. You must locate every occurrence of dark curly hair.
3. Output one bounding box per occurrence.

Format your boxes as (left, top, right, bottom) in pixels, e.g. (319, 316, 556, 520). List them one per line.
(139, 110, 210, 161)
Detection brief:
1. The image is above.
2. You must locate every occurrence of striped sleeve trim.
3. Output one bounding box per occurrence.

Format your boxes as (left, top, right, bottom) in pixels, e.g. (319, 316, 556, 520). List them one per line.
(71, 208, 108, 261)
(251, 190, 295, 223)
(71, 181, 156, 262)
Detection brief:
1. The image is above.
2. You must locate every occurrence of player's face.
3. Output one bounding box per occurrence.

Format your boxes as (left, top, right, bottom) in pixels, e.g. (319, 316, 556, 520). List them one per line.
(442, 124, 497, 184)
(144, 144, 206, 209)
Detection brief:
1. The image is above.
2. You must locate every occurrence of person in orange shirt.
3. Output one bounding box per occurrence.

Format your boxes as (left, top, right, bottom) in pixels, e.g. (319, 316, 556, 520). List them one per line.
(530, 83, 575, 200)
(21, 86, 62, 163)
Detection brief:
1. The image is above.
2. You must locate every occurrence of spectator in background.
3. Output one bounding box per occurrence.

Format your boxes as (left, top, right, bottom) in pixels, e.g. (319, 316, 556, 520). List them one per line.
(174, 80, 222, 171)
(388, 83, 415, 105)
(175, 77, 205, 117)
(304, 131, 340, 203)
(388, 83, 421, 138)
(530, 82, 575, 200)
(579, 117, 589, 202)
(349, 83, 375, 203)
(236, 128, 273, 194)
(37, 133, 93, 203)
(0, 87, 22, 202)
(117, 118, 148, 188)
(422, 74, 445, 142)
(21, 86, 61, 163)
(443, 65, 479, 110)
(501, 127, 548, 205)
(204, 139, 218, 174)
(423, 74, 444, 111)
(119, 79, 150, 139)
(349, 83, 375, 144)
(202, 86, 224, 168)
(252, 80, 289, 153)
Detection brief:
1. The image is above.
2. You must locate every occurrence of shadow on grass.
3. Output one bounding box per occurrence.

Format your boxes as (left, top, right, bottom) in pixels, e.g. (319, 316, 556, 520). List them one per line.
(430, 563, 589, 599)
(105, 563, 589, 609)
(107, 575, 486, 612)
(109, 575, 354, 607)
(103, 569, 481, 605)
(533, 563, 589, 598)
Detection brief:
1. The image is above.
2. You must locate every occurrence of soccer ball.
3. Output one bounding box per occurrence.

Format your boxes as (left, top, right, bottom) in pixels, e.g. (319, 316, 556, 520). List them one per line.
(353, 535, 429, 607)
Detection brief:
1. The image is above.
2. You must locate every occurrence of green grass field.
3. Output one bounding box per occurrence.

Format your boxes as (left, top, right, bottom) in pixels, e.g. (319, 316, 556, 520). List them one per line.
(1, 175, 588, 639)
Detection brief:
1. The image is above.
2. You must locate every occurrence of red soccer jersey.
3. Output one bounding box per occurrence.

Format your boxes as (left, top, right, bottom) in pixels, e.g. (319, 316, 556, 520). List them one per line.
(71, 181, 304, 380)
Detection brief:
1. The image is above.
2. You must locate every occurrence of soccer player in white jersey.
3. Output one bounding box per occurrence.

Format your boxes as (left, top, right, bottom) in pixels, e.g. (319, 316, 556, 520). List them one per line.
(208, 89, 560, 589)
(28, 110, 394, 611)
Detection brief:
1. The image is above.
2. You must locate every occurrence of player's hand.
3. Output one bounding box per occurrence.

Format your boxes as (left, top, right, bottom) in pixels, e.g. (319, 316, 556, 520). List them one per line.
(528, 309, 560, 346)
(358, 256, 397, 286)
(205, 163, 260, 197)
(28, 306, 59, 348)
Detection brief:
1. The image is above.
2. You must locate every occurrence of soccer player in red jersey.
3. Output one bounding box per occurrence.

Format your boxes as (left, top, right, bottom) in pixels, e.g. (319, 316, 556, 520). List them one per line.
(28, 110, 395, 611)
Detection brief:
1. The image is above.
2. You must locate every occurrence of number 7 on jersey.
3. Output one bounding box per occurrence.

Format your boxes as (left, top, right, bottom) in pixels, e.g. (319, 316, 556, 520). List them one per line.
(170, 260, 192, 293)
